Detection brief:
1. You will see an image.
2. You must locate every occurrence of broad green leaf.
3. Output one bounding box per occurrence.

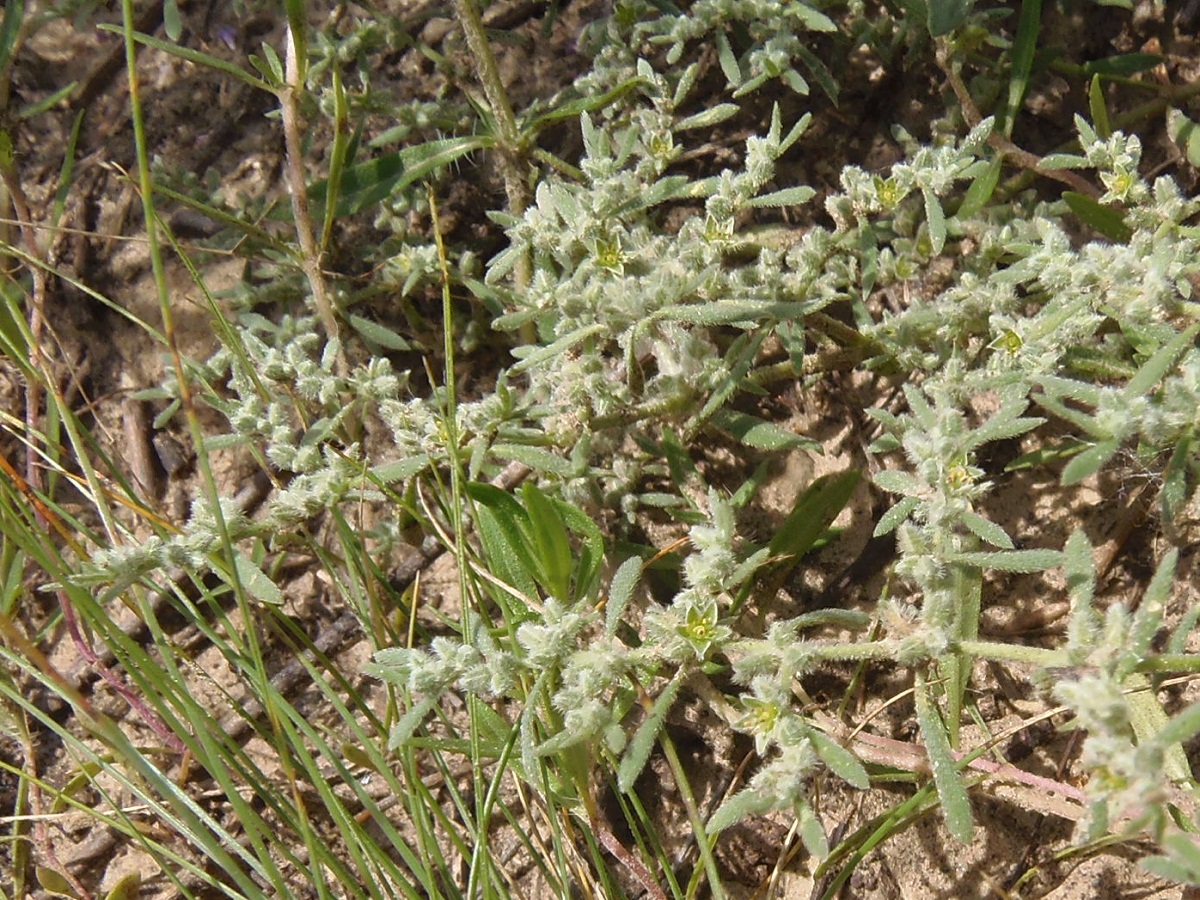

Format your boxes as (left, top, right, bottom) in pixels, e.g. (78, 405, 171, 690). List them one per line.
(36, 866, 75, 897)
(767, 471, 861, 563)
(914, 672, 974, 842)
(551, 497, 605, 598)
(957, 156, 1002, 217)
(521, 483, 573, 600)
(1126, 673, 1191, 784)
(308, 136, 491, 220)
(927, 0, 974, 36)
(163, 0, 181, 40)
(103, 872, 142, 900)
(466, 482, 540, 599)
(1063, 192, 1132, 243)
(618, 671, 685, 792)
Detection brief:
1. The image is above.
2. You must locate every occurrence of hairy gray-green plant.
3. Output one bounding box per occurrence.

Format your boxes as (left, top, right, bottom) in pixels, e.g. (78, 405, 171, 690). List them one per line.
(20, 0, 1200, 894)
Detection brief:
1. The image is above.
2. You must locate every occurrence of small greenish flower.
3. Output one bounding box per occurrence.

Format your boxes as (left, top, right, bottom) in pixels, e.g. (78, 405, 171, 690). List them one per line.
(677, 599, 731, 659)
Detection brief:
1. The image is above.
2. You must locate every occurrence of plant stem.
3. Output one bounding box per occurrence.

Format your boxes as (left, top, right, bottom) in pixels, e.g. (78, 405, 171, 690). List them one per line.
(282, 23, 343, 364)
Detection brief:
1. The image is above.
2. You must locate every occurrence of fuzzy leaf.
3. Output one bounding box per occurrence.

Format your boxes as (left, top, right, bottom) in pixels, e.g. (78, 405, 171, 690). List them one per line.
(808, 728, 869, 789)
(231, 552, 284, 606)
(1168, 109, 1200, 168)
(347, 314, 412, 350)
(872, 469, 924, 497)
(958, 511, 1013, 549)
(874, 496, 919, 536)
(606, 557, 643, 637)
(675, 104, 740, 132)
(1060, 438, 1120, 485)
(388, 694, 442, 750)
(922, 187, 946, 255)
(914, 672, 974, 842)
(950, 549, 1061, 572)
(1124, 322, 1200, 399)
(370, 456, 430, 483)
(710, 409, 819, 451)
(618, 671, 685, 792)
(797, 799, 830, 860)
(748, 186, 817, 208)
(489, 443, 574, 476)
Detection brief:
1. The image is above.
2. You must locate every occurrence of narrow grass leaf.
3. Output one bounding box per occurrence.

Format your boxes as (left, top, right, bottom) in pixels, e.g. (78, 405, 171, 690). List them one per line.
(1081, 52, 1164, 78)
(1002, 0, 1040, 139)
(1088, 76, 1112, 139)
(100, 26, 273, 93)
(0, 0, 23, 75)
(914, 672, 974, 842)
